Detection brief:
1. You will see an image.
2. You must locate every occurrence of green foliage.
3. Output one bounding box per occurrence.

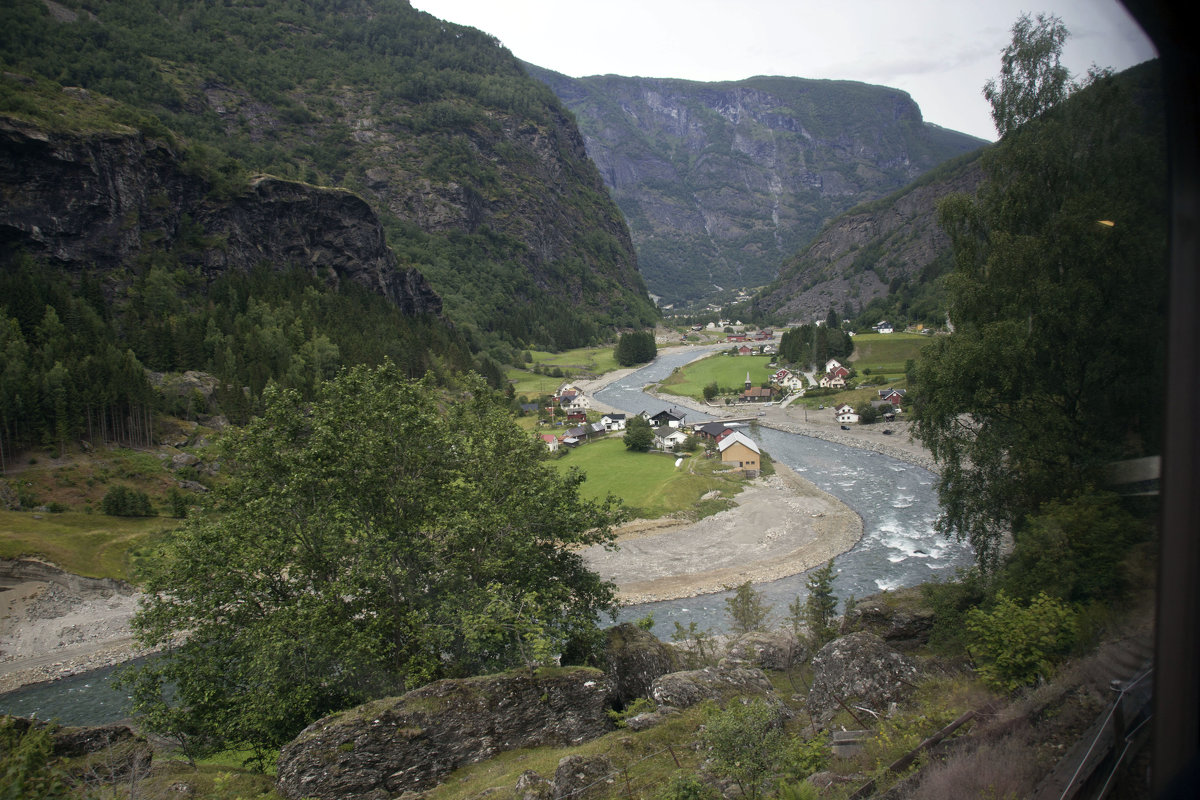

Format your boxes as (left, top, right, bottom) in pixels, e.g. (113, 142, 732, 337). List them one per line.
(124, 365, 624, 756)
(100, 484, 154, 517)
(724, 581, 772, 635)
(999, 493, 1151, 606)
(919, 570, 988, 656)
(701, 699, 787, 800)
(983, 13, 1073, 138)
(965, 592, 1078, 692)
(659, 772, 718, 800)
(858, 404, 878, 424)
(0, 718, 71, 800)
(802, 560, 839, 647)
(607, 697, 657, 728)
(782, 732, 830, 781)
(614, 330, 658, 366)
(913, 62, 1167, 569)
(623, 414, 655, 452)
(702, 381, 719, 401)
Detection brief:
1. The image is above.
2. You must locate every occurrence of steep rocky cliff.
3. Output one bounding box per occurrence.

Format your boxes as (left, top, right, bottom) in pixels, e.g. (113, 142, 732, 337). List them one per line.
(754, 151, 984, 323)
(0, 0, 657, 349)
(528, 67, 987, 306)
(0, 113, 441, 315)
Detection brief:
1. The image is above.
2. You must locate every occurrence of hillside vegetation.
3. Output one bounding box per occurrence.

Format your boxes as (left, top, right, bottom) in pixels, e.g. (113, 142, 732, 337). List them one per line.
(0, 0, 657, 358)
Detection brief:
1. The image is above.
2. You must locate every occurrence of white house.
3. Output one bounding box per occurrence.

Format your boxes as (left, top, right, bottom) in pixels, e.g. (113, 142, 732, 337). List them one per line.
(600, 413, 627, 431)
(654, 426, 689, 451)
(825, 358, 844, 374)
(834, 404, 859, 424)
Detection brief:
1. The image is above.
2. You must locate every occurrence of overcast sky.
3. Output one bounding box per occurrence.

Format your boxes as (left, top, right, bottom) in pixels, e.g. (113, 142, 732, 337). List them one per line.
(409, 1, 1156, 142)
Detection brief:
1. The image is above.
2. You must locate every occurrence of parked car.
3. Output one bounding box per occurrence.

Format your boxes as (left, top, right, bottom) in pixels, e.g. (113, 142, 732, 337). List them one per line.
(840, 425, 850, 430)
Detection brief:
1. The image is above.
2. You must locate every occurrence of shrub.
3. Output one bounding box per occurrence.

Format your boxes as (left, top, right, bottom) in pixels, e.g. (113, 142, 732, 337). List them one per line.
(101, 485, 154, 517)
(702, 699, 787, 800)
(724, 581, 772, 635)
(965, 591, 1078, 691)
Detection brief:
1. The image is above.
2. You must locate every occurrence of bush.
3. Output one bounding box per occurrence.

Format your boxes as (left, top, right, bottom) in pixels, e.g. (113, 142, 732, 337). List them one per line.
(724, 581, 772, 634)
(702, 699, 787, 800)
(101, 485, 154, 517)
(965, 591, 1077, 691)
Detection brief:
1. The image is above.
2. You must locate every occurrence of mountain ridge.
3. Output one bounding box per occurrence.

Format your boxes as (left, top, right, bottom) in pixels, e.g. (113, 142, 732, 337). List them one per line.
(526, 64, 988, 307)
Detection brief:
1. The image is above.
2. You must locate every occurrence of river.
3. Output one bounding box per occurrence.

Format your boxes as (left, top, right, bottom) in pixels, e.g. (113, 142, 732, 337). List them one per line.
(593, 346, 973, 636)
(0, 345, 971, 724)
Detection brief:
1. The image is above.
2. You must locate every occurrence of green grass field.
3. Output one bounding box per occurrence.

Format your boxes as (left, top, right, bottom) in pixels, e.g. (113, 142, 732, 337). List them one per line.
(548, 438, 744, 520)
(0, 510, 178, 581)
(848, 332, 931, 380)
(505, 345, 621, 398)
(657, 354, 775, 400)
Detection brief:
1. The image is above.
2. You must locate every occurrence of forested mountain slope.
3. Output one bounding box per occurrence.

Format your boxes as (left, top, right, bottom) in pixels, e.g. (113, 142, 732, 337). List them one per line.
(751, 151, 984, 326)
(0, 0, 656, 355)
(527, 65, 987, 307)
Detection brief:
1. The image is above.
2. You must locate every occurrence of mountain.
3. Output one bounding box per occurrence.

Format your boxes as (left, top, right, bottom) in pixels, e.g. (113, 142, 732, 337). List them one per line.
(0, 0, 657, 354)
(752, 150, 984, 326)
(526, 66, 988, 308)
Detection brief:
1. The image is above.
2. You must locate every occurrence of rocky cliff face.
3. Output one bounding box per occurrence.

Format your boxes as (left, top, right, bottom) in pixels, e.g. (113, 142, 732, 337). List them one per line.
(755, 153, 984, 322)
(528, 67, 987, 306)
(276, 667, 614, 800)
(0, 115, 441, 316)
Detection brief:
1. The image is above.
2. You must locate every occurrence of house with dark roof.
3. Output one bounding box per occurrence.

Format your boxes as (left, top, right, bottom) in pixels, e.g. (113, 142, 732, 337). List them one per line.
(650, 408, 687, 428)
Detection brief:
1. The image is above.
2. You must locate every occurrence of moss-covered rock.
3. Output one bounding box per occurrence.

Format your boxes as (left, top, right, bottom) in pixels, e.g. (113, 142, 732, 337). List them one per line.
(276, 667, 614, 800)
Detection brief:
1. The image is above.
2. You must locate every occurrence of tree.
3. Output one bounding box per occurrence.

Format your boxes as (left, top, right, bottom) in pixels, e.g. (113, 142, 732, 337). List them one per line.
(702, 698, 787, 800)
(983, 13, 1073, 138)
(803, 560, 839, 647)
(623, 414, 654, 451)
(123, 365, 624, 758)
(724, 580, 771, 635)
(914, 50, 1167, 569)
(614, 330, 657, 367)
(702, 381, 719, 401)
(858, 404, 878, 425)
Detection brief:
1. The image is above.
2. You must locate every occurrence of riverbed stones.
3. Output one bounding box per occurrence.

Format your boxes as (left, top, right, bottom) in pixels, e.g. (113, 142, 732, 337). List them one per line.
(806, 632, 920, 727)
(275, 667, 614, 799)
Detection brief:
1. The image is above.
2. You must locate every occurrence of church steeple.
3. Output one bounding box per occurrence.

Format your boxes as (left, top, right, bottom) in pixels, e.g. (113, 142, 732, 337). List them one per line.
(745, 371, 752, 389)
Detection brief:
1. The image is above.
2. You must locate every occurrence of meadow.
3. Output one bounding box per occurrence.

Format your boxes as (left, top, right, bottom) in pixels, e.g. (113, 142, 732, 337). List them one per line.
(0, 510, 177, 581)
(548, 437, 744, 520)
(656, 353, 776, 400)
(504, 345, 621, 397)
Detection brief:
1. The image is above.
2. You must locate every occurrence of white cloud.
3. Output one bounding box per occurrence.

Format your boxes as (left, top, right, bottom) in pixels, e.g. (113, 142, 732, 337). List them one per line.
(410, 1, 1156, 141)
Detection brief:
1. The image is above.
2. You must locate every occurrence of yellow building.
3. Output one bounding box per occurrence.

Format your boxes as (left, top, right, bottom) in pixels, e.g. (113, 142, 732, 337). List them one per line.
(718, 431, 761, 477)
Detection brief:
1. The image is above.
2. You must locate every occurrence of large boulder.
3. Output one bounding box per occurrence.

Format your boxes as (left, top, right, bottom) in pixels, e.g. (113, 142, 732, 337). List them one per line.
(553, 754, 614, 800)
(841, 589, 936, 650)
(650, 664, 776, 709)
(807, 632, 920, 727)
(724, 630, 807, 670)
(276, 667, 613, 800)
(600, 623, 679, 707)
(1, 718, 152, 785)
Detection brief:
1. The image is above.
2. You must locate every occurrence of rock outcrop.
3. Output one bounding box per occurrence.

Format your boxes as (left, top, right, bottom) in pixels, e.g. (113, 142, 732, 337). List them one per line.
(2, 717, 153, 786)
(724, 630, 807, 670)
(650, 664, 777, 709)
(600, 622, 680, 707)
(0, 116, 441, 317)
(841, 588, 937, 650)
(276, 667, 614, 800)
(806, 632, 921, 727)
(756, 154, 984, 322)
